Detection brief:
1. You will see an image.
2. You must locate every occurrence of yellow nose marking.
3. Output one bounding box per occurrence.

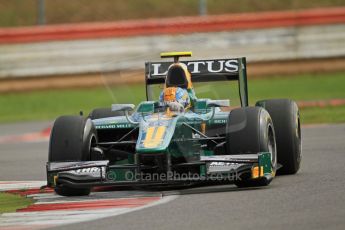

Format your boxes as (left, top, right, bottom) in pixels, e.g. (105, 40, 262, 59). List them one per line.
(143, 126, 166, 148)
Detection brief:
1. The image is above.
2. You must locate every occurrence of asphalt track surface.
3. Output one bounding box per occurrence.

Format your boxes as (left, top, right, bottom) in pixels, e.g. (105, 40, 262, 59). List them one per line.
(0, 122, 345, 230)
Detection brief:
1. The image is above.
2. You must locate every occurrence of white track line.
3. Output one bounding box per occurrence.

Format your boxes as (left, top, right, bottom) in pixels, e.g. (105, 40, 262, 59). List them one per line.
(0, 181, 46, 191)
(0, 196, 176, 227)
(0, 181, 177, 229)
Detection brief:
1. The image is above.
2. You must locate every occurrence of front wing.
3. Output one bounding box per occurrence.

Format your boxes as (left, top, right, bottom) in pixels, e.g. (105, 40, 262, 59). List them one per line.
(46, 152, 273, 189)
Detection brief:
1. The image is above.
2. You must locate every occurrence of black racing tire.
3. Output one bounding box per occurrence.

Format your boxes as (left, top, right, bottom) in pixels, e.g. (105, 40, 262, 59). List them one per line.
(49, 115, 97, 196)
(256, 99, 301, 175)
(88, 107, 123, 120)
(226, 107, 277, 187)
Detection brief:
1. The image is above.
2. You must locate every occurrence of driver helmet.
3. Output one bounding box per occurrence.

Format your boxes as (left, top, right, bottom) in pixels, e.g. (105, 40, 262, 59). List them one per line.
(159, 87, 190, 108)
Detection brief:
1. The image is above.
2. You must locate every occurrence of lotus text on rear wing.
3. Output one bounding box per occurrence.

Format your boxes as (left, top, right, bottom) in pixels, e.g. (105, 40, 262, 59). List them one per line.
(151, 59, 240, 76)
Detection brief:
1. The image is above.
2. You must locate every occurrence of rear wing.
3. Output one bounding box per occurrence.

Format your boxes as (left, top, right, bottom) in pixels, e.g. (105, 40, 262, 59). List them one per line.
(145, 57, 249, 106)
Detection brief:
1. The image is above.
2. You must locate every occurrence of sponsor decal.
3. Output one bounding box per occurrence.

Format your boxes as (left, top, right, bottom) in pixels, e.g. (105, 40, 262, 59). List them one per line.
(213, 119, 227, 124)
(209, 162, 237, 167)
(66, 167, 106, 179)
(207, 162, 240, 174)
(201, 154, 258, 163)
(151, 59, 239, 76)
(178, 119, 227, 126)
(96, 123, 133, 129)
(73, 167, 101, 174)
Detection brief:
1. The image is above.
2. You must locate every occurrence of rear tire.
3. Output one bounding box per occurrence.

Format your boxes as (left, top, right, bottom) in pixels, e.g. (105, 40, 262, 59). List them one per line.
(226, 107, 277, 187)
(49, 116, 97, 196)
(256, 99, 301, 175)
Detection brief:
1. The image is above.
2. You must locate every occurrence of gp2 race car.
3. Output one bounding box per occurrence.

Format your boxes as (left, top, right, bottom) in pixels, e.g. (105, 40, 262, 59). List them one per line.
(46, 52, 301, 196)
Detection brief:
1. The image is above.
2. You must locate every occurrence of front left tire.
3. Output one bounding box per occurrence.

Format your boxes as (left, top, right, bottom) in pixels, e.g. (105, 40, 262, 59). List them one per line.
(256, 99, 301, 174)
(226, 107, 277, 187)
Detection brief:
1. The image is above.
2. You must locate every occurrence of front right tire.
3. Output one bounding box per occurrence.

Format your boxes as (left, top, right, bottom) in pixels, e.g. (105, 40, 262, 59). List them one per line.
(49, 115, 97, 196)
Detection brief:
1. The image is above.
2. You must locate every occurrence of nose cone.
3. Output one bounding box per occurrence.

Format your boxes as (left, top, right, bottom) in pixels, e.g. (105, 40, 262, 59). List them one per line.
(136, 115, 176, 153)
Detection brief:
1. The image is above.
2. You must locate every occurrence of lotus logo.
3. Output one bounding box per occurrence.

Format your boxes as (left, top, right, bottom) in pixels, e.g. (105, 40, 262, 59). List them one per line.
(151, 59, 239, 76)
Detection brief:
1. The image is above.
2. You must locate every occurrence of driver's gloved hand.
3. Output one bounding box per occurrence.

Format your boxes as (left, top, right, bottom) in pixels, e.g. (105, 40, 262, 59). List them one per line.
(167, 101, 184, 112)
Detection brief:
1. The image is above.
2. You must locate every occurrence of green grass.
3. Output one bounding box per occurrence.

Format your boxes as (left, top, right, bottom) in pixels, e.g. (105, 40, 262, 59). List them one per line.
(247, 73, 345, 124)
(0, 84, 144, 123)
(0, 72, 345, 124)
(300, 106, 345, 124)
(0, 192, 33, 214)
(248, 73, 345, 101)
(0, 0, 344, 27)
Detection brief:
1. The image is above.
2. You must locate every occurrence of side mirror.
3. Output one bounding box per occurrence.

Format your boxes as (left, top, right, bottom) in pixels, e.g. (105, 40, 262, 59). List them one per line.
(206, 99, 230, 108)
(111, 104, 135, 112)
(136, 101, 155, 113)
(111, 104, 137, 124)
(193, 99, 230, 122)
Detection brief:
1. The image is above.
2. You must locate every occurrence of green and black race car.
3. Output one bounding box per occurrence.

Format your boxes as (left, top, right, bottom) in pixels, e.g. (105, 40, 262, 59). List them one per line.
(46, 52, 301, 196)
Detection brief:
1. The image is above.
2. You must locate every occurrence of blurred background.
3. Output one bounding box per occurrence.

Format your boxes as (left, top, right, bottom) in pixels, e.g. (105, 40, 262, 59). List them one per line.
(0, 0, 345, 124)
(1, 0, 345, 27)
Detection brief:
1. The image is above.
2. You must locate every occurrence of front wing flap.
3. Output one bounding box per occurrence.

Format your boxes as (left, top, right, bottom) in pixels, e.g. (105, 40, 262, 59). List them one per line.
(46, 152, 272, 188)
(200, 152, 273, 180)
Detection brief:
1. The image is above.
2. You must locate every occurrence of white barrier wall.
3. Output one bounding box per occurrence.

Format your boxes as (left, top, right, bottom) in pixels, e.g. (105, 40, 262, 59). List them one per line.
(0, 24, 344, 78)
